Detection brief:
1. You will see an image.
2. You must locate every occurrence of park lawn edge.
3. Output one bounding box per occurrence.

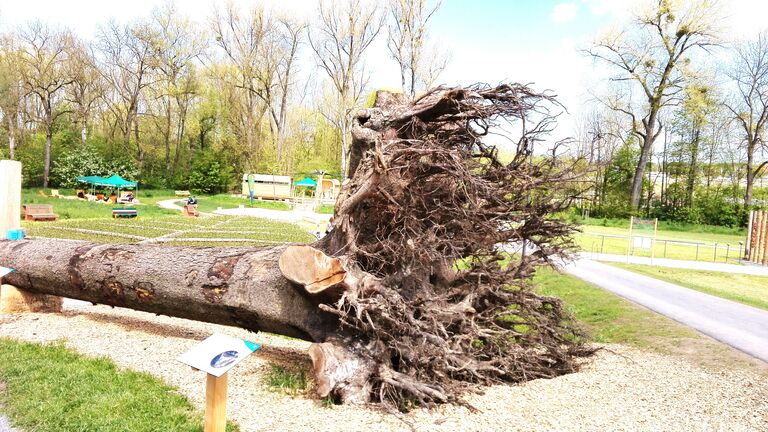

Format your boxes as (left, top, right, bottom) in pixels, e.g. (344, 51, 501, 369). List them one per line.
(608, 263, 768, 311)
(0, 338, 239, 432)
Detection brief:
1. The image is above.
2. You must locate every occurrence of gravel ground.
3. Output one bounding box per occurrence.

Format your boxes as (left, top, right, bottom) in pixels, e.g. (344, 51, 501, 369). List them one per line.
(1, 304, 767, 432)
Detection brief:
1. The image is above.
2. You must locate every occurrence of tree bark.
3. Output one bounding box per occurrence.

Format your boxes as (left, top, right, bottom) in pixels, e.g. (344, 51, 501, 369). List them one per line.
(0, 239, 337, 341)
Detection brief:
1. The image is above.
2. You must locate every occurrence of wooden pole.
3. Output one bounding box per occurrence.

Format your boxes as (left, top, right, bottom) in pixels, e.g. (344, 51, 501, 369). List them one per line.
(746, 210, 755, 261)
(751, 211, 762, 264)
(0, 160, 22, 240)
(757, 210, 768, 265)
(752, 211, 765, 264)
(205, 372, 228, 432)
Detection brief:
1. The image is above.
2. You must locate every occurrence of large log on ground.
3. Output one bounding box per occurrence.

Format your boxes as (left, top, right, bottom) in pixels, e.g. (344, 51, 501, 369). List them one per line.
(1, 84, 593, 407)
(0, 238, 336, 341)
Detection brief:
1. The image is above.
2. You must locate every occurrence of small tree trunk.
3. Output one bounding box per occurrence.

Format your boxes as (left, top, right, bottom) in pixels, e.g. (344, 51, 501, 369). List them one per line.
(745, 143, 755, 209)
(81, 120, 88, 145)
(43, 129, 52, 188)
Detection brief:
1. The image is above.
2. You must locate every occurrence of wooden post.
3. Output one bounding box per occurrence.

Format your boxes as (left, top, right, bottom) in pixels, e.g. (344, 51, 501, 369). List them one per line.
(751, 211, 762, 264)
(0, 160, 22, 240)
(746, 210, 755, 261)
(762, 211, 768, 266)
(758, 211, 767, 265)
(205, 372, 228, 432)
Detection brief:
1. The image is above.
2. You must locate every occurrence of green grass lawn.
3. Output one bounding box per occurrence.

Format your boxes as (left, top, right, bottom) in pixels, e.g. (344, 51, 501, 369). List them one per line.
(24, 215, 315, 246)
(0, 339, 238, 432)
(534, 267, 694, 347)
(611, 264, 768, 311)
(576, 223, 746, 263)
(192, 194, 290, 213)
(22, 188, 179, 220)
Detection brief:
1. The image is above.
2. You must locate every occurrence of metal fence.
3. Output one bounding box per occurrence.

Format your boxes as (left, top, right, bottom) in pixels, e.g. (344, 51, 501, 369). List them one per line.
(583, 232, 745, 263)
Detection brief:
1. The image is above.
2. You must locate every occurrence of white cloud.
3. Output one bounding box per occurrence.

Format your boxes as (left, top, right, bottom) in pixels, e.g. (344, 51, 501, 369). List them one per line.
(551, 3, 578, 23)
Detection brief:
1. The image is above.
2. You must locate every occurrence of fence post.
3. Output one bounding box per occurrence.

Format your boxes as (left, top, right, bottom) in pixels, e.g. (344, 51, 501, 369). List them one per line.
(695, 244, 699, 261)
(726, 244, 730, 262)
(713, 243, 717, 263)
(600, 235, 605, 254)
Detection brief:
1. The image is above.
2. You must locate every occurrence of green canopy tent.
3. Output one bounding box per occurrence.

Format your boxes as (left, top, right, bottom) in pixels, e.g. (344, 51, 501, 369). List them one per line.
(294, 177, 317, 187)
(75, 174, 138, 198)
(293, 177, 316, 198)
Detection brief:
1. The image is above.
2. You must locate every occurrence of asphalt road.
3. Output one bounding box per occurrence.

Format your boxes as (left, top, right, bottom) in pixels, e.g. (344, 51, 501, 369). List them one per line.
(565, 259, 768, 363)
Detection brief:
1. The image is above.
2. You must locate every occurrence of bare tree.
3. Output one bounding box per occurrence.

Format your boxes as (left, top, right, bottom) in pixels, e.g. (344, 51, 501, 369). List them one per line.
(96, 19, 160, 170)
(260, 16, 305, 170)
(586, 0, 720, 208)
(386, 0, 449, 99)
(0, 32, 24, 159)
(210, 3, 272, 167)
(308, 0, 383, 177)
(152, 3, 204, 178)
(17, 21, 74, 187)
(725, 31, 768, 209)
(67, 38, 104, 145)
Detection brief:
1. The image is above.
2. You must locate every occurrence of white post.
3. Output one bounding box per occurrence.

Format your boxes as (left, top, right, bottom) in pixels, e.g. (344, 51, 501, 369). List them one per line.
(0, 160, 22, 240)
(627, 216, 634, 264)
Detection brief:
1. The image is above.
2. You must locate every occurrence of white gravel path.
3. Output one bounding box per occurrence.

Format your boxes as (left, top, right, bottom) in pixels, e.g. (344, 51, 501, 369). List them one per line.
(1, 304, 767, 432)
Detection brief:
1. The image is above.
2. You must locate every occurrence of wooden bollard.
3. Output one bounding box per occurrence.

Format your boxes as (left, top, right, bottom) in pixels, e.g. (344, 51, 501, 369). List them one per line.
(205, 372, 228, 432)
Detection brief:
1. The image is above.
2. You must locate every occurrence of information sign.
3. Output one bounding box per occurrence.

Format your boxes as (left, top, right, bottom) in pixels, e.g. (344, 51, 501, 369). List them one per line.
(177, 333, 261, 377)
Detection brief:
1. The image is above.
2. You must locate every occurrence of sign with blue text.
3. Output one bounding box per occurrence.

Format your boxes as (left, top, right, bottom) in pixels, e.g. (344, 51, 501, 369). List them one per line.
(177, 333, 260, 377)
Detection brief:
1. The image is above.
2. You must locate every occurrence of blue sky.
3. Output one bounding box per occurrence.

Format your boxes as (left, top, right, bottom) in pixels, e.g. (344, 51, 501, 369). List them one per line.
(1, 0, 767, 139)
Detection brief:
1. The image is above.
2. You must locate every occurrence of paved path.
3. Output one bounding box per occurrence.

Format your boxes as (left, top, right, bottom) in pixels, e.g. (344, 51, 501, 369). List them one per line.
(565, 259, 768, 363)
(156, 198, 185, 211)
(581, 252, 768, 276)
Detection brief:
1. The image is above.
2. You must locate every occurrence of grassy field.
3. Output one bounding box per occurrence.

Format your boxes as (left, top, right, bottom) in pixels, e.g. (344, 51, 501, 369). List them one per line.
(576, 222, 746, 263)
(612, 264, 768, 311)
(21, 188, 179, 219)
(534, 267, 693, 347)
(23, 214, 315, 246)
(192, 194, 290, 213)
(0, 339, 238, 432)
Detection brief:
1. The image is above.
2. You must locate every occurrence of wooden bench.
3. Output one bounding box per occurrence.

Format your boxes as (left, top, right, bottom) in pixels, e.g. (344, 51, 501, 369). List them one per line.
(183, 204, 200, 217)
(175, 190, 191, 196)
(112, 208, 138, 219)
(22, 204, 59, 221)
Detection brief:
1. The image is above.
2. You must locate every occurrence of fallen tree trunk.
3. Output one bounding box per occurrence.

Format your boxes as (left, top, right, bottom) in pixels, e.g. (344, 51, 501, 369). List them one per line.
(0, 239, 336, 341)
(2, 83, 593, 407)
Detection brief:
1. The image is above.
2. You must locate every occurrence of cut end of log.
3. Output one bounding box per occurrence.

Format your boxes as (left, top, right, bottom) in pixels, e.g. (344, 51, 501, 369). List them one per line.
(279, 245, 347, 294)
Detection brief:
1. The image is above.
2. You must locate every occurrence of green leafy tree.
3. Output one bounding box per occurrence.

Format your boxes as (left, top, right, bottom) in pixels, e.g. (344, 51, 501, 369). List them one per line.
(187, 149, 235, 194)
(51, 144, 138, 187)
